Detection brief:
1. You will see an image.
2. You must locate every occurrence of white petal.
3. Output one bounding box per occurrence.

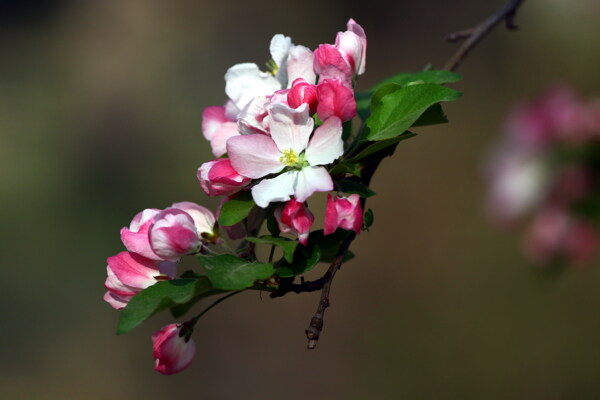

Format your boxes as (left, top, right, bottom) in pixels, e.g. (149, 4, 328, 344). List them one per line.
(269, 103, 313, 153)
(225, 63, 281, 110)
(287, 45, 316, 87)
(294, 166, 333, 202)
(227, 134, 283, 179)
(305, 116, 344, 166)
(270, 34, 293, 85)
(251, 171, 298, 208)
(237, 96, 269, 135)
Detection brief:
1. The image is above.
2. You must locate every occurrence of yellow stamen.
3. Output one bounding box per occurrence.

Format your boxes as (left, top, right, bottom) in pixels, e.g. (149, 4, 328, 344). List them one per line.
(280, 149, 299, 167)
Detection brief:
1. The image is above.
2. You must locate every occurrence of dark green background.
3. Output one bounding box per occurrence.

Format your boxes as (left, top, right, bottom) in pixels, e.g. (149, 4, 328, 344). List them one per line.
(2, 1, 600, 398)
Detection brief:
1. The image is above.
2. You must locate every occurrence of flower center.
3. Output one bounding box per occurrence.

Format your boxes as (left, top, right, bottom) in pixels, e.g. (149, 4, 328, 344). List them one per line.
(280, 149, 299, 167)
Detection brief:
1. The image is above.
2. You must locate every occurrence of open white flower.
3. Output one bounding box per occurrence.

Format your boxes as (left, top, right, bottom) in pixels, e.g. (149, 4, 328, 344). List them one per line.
(227, 104, 343, 207)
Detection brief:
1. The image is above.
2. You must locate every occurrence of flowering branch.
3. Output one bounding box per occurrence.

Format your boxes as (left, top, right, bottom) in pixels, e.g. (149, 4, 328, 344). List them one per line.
(444, 0, 526, 71)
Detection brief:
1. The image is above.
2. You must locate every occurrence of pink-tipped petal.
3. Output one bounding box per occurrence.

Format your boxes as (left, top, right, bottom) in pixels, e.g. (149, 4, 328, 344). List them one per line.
(268, 103, 313, 153)
(324, 194, 339, 236)
(287, 45, 316, 87)
(208, 121, 240, 157)
(104, 291, 133, 310)
(202, 106, 229, 141)
(251, 171, 297, 208)
(305, 116, 344, 166)
(171, 202, 216, 236)
(294, 166, 333, 203)
(227, 134, 284, 179)
(316, 78, 356, 122)
(107, 251, 160, 290)
(198, 158, 250, 197)
(313, 44, 351, 80)
(275, 199, 314, 245)
(149, 209, 200, 261)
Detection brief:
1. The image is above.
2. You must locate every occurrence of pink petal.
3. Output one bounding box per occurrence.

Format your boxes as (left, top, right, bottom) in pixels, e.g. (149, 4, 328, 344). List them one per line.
(316, 78, 356, 122)
(150, 209, 200, 261)
(208, 121, 240, 157)
(120, 220, 163, 261)
(323, 194, 339, 235)
(202, 106, 229, 141)
(171, 202, 216, 236)
(269, 103, 313, 153)
(305, 116, 343, 166)
(313, 44, 351, 83)
(227, 134, 283, 179)
(107, 251, 160, 289)
(287, 45, 316, 87)
(103, 291, 133, 310)
(294, 166, 333, 203)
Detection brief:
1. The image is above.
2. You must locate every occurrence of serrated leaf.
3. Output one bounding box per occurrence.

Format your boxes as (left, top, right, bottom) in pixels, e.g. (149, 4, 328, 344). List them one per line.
(218, 191, 256, 227)
(356, 70, 461, 118)
(198, 254, 274, 290)
(336, 180, 376, 198)
(117, 277, 217, 335)
(366, 83, 461, 141)
(247, 235, 298, 263)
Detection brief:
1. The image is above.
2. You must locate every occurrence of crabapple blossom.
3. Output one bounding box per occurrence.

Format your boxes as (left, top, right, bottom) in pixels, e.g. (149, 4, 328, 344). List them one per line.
(287, 78, 318, 114)
(316, 78, 357, 122)
(149, 209, 202, 261)
(314, 18, 367, 83)
(198, 158, 251, 197)
(120, 208, 163, 261)
(227, 103, 343, 207)
(152, 324, 196, 375)
(274, 199, 314, 245)
(104, 251, 176, 309)
(324, 194, 363, 235)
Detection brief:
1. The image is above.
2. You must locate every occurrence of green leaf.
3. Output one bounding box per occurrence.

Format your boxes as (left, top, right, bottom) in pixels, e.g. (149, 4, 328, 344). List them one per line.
(218, 191, 256, 227)
(345, 132, 416, 164)
(411, 103, 449, 127)
(198, 254, 274, 290)
(329, 162, 362, 178)
(356, 70, 461, 118)
(247, 235, 298, 263)
(366, 83, 461, 141)
(336, 180, 376, 198)
(275, 246, 321, 278)
(117, 277, 217, 335)
(309, 229, 356, 264)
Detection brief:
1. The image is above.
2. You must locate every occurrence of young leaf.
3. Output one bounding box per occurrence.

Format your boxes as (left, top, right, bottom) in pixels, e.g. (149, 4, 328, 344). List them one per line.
(246, 235, 298, 263)
(364, 208, 374, 230)
(117, 277, 217, 335)
(356, 70, 461, 118)
(275, 246, 321, 278)
(366, 83, 461, 141)
(329, 162, 362, 179)
(198, 254, 274, 290)
(336, 180, 376, 198)
(218, 191, 256, 227)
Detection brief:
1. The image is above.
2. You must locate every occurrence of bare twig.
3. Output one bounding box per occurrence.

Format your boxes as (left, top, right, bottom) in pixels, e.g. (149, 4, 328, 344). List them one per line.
(444, 0, 526, 71)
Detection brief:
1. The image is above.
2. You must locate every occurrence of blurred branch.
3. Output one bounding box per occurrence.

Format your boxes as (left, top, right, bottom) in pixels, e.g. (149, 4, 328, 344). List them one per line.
(444, 0, 526, 71)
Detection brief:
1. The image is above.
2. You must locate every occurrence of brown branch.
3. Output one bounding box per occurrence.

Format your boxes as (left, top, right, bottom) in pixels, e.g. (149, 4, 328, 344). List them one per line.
(277, 0, 528, 350)
(444, 0, 526, 71)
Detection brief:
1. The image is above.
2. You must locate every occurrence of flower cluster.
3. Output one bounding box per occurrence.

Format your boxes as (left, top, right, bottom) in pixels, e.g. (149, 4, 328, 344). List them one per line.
(486, 86, 600, 266)
(104, 20, 367, 375)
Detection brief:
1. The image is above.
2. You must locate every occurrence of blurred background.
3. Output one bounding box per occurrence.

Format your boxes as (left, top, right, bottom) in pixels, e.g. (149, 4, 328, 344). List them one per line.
(2, 0, 600, 399)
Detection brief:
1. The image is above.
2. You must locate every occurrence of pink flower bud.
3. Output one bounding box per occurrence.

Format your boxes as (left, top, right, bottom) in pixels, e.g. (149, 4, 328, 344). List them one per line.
(197, 158, 251, 197)
(274, 199, 314, 245)
(324, 194, 363, 236)
(120, 208, 163, 261)
(171, 201, 217, 241)
(287, 78, 318, 114)
(149, 209, 200, 261)
(152, 324, 196, 375)
(316, 78, 356, 122)
(104, 251, 175, 309)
